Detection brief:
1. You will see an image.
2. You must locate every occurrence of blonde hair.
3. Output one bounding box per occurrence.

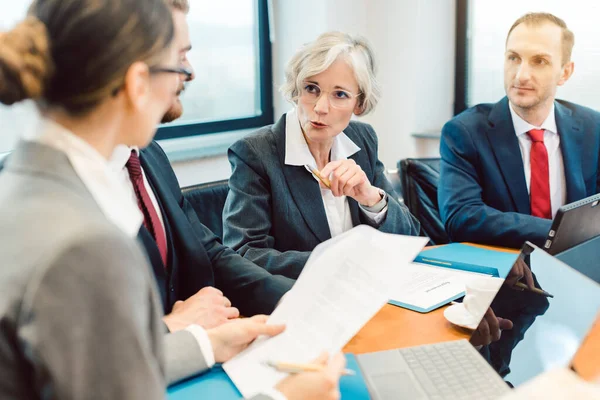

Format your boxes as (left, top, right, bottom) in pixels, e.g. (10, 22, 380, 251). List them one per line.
(0, 0, 174, 114)
(281, 31, 381, 115)
(507, 12, 575, 65)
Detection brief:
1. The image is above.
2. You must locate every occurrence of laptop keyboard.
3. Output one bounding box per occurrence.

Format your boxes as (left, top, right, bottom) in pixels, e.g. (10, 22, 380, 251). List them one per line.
(399, 340, 511, 400)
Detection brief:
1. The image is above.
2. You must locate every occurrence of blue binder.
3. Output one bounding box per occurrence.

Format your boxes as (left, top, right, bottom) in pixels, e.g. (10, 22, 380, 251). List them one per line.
(167, 353, 371, 399)
(414, 243, 519, 278)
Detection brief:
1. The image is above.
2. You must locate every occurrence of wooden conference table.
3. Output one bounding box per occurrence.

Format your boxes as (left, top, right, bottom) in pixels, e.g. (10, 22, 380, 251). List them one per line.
(342, 243, 598, 381)
(344, 243, 515, 354)
(344, 302, 470, 354)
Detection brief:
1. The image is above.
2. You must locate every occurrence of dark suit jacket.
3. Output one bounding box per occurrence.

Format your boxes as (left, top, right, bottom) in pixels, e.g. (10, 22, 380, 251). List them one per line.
(222, 114, 420, 279)
(138, 141, 294, 317)
(439, 97, 600, 249)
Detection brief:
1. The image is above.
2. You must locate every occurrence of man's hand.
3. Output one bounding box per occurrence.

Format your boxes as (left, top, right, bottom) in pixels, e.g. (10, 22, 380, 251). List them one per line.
(162, 287, 239, 332)
(319, 159, 382, 207)
(505, 256, 535, 289)
(206, 315, 285, 363)
(470, 307, 514, 347)
(275, 352, 346, 400)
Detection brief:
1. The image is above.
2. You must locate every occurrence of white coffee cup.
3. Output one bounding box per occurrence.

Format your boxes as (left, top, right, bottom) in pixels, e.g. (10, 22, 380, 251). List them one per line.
(462, 277, 503, 322)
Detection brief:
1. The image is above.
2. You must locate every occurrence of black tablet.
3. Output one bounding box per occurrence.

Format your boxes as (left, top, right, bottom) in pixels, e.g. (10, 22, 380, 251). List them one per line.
(544, 193, 600, 255)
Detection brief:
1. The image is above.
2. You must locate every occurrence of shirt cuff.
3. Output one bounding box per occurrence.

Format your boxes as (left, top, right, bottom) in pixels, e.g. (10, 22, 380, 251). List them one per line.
(259, 388, 288, 400)
(185, 324, 216, 368)
(359, 189, 388, 225)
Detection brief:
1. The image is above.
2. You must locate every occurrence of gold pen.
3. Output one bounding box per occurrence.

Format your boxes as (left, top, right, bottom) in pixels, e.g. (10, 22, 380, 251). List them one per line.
(265, 360, 355, 376)
(514, 282, 554, 298)
(304, 164, 331, 188)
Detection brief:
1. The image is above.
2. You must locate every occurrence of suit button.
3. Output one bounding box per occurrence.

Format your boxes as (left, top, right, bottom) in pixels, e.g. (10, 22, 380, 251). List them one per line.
(170, 286, 174, 292)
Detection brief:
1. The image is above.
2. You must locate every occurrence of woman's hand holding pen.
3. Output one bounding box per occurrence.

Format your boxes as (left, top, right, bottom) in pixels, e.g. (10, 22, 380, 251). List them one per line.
(319, 159, 382, 207)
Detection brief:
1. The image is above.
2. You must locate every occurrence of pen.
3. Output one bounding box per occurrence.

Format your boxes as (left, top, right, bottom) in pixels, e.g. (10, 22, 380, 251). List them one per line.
(514, 281, 554, 298)
(304, 164, 331, 188)
(265, 360, 355, 376)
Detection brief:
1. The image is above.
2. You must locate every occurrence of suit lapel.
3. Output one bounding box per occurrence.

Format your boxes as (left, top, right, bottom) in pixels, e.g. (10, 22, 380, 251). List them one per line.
(348, 152, 362, 226)
(486, 97, 531, 214)
(274, 116, 332, 242)
(555, 102, 585, 203)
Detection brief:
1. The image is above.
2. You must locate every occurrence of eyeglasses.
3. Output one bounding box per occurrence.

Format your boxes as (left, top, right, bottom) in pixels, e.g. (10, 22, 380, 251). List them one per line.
(111, 65, 192, 96)
(299, 82, 361, 109)
(149, 66, 193, 80)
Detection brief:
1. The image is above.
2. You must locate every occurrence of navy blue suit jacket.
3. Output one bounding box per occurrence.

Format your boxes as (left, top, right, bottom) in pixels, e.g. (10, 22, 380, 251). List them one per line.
(137, 141, 293, 316)
(439, 97, 600, 249)
(222, 114, 420, 279)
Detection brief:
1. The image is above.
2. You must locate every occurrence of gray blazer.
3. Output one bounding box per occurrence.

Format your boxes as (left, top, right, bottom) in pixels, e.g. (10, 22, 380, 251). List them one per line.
(0, 142, 208, 399)
(223, 114, 421, 279)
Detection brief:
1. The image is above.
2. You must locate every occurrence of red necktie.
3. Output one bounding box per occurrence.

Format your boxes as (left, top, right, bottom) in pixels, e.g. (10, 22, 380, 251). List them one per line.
(126, 150, 168, 267)
(527, 129, 552, 219)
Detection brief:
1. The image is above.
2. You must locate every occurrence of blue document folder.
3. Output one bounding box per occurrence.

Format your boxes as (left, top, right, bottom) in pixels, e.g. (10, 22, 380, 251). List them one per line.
(167, 353, 371, 399)
(414, 243, 519, 278)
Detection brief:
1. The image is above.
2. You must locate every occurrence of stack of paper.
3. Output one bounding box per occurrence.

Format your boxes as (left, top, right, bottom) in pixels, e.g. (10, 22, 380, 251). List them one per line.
(223, 226, 428, 398)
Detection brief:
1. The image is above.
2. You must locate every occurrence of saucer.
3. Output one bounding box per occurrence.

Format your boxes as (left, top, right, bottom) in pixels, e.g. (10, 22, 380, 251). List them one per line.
(444, 303, 479, 330)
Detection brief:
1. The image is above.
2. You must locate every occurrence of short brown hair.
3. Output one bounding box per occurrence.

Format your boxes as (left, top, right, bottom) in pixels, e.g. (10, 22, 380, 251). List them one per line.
(506, 12, 574, 65)
(0, 0, 174, 114)
(167, 0, 190, 13)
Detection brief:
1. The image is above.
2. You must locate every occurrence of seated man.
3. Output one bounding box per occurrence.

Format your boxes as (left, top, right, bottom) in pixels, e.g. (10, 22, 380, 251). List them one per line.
(110, 0, 294, 332)
(439, 12, 600, 249)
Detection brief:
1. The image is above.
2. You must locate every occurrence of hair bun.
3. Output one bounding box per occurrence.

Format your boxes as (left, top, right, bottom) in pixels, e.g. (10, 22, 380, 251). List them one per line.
(0, 16, 54, 105)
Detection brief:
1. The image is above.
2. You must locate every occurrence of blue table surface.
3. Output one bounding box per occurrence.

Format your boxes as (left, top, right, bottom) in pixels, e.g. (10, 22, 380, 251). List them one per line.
(167, 353, 371, 399)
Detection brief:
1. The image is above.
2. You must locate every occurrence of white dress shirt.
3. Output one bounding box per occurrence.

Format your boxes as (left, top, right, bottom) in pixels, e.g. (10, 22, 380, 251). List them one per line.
(109, 145, 167, 243)
(509, 103, 567, 218)
(24, 119, 143, 238)
(284, 109, 387, 237)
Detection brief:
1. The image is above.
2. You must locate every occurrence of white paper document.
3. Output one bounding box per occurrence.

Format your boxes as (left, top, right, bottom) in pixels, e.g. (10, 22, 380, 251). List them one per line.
(223, 226, 428, 398)
(388, 262, 489, 313)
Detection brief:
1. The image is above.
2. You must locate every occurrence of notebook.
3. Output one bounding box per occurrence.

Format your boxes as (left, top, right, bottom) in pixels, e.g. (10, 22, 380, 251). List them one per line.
(388, 244, 519, 313)
(414, 243, 519, 277)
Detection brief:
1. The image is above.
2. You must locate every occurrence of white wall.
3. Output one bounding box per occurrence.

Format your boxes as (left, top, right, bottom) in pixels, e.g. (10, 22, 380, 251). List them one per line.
(172, 0, 455, 185)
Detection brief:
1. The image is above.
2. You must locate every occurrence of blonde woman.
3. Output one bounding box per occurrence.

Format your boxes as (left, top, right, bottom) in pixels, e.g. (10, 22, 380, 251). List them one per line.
(223, 32, 420, 279)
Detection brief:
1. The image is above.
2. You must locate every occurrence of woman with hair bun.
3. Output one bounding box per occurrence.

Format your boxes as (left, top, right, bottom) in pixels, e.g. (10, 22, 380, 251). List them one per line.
(0, 0, 181, 398)
(0, 1, 303, 399)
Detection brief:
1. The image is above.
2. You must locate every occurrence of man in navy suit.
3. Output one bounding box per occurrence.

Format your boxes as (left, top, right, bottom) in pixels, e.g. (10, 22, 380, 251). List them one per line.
(109, 0, 294, 332)
(440, 12, 600, 377)
(439, 12, 600, 250)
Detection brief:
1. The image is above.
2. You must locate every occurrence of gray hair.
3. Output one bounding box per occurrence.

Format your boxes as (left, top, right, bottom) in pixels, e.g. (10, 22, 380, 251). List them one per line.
(281, 31, 381, 115)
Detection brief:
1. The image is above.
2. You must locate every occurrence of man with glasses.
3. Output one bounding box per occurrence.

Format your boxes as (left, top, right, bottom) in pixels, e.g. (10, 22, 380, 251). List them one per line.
(109, 0, 294, 334)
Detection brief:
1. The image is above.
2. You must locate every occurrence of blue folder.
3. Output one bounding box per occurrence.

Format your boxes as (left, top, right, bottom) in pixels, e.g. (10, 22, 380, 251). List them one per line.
(167, 353, 371, 399)
(414, 243, 519, 278)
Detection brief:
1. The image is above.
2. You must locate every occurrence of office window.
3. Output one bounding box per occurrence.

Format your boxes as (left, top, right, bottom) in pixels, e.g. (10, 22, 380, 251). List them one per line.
(456, 0, 600, 113)
(157, 0, 273, 139)
(0, 0, 273, 152)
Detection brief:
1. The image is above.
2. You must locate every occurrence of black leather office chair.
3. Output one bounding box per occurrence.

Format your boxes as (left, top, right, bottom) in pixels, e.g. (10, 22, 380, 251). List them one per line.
(182, 179, 230, 240)
(399, 158, 449, 245)
(0, 151, 230, 239)
(384, 168, 404, 203)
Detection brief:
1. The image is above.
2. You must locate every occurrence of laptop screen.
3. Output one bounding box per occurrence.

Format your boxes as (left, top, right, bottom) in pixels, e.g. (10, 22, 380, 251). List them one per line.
(474, 242, 600, 386)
